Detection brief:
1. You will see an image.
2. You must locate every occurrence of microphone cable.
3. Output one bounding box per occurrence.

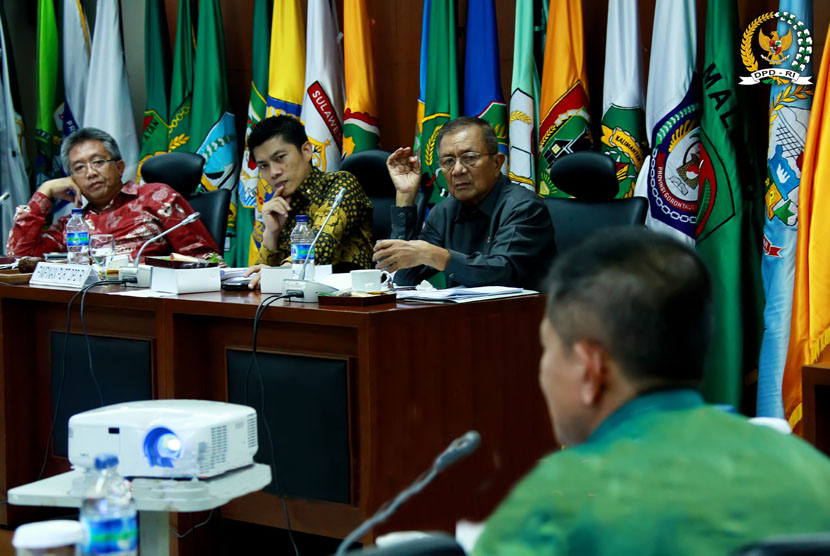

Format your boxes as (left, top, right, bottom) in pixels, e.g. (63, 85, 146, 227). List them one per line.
(245, 291, 303, 556)
(37, 279, 131, 481)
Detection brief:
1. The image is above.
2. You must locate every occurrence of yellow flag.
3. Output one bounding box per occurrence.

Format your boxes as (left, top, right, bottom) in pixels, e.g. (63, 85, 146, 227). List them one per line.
(266, 0, 304, 117)
(782, 20, 830, 435)
(537, 0, 592, 197)
(343, 0, 380, 156)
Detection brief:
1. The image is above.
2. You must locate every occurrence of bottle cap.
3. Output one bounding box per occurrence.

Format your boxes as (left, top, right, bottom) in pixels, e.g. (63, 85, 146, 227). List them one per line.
(296, 214, 308, 223)
(94, 454, 119, 470)
(71, 208, 83, 215)
(13, 520, 82, 549)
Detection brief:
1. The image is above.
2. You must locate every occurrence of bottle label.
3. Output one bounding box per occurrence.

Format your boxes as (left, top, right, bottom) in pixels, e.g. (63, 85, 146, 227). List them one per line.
(290, 243, 315, 262)
(82, 515, 138, 554)
(67, 231, 90, 247)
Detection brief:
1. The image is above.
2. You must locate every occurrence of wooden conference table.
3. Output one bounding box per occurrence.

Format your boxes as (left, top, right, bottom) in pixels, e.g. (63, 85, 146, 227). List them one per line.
(0, 283, 553, 551)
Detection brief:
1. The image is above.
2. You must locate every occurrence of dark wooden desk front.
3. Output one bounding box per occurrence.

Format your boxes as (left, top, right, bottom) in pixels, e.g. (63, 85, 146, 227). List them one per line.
(0, 285, 552, 546)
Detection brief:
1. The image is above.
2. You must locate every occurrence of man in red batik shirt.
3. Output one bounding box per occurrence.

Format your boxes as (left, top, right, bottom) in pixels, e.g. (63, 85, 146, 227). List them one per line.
(6, 127, 220, 262)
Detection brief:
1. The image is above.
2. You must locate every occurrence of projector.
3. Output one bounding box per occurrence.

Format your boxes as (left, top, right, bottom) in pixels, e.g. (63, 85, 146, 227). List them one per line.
(68, 400, 258, 479)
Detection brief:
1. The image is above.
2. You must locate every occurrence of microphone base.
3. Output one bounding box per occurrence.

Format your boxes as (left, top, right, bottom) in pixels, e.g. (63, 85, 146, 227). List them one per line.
(282, 279, 337, 303)
(118, 265, 152, 288)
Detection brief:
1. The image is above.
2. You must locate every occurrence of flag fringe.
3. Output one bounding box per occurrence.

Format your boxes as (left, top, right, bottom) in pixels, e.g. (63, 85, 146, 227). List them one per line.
(809, 326, 830, 365)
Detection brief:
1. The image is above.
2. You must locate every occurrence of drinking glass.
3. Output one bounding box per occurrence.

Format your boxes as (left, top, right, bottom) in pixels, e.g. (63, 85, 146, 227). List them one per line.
(89, 234, 115, 279)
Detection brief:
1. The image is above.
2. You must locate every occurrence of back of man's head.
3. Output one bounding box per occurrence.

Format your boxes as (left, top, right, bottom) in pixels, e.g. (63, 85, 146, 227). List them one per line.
(545, 228, 713, 388)
(247, 115, 309, 157)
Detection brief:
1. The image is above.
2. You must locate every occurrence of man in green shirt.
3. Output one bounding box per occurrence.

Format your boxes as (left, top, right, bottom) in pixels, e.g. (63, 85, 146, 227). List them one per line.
(243, 116, 373, 288)
(474, 229, 830, 555)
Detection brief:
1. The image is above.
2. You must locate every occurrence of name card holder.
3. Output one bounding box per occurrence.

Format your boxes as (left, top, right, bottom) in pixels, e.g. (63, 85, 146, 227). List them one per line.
(29, 262, 98, 290)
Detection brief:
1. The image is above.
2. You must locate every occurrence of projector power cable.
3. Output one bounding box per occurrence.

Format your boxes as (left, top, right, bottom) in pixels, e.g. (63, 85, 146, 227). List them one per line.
(37, 279, 130, 481)
(246, 292, 302, 556)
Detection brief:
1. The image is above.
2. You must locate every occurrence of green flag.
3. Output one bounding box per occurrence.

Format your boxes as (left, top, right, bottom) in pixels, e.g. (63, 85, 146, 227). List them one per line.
(139, 0, 172, 175)
(695, 0, 764, 407)
(419, 0, 459, 205)
(191, 0, 239, 264)
(239, 0, 272, 265)
(168, 0, 195, 152)
(35, 0, 61, 186)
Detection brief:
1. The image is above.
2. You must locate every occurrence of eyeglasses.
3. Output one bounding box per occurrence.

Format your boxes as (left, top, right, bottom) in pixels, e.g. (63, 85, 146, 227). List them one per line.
(70, 158, 118, 176)
(437, 152, 494, 172)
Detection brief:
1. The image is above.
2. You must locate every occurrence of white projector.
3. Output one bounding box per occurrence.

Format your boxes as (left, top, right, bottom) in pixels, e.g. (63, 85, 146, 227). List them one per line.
(68, 400, 258, 479)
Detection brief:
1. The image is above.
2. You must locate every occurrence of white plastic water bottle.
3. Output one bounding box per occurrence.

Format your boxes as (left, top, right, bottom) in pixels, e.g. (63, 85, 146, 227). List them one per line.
(79, 454, 138, 556)
(290, 214, 315, 280)
(66, 208, 90, 265)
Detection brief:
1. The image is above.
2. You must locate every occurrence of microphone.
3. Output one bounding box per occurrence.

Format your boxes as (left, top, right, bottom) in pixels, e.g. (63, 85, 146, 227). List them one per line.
(334, 430, 481, 556)
(282, 189, 347, 302)
(299, 188, 346, 280)
(118, 211, 201, 287)
(133, 211, 201, 267)
(0, 192, 10, 205)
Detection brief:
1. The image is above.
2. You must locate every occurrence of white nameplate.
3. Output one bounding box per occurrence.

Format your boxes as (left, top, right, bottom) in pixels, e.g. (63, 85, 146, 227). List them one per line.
(30, 262, 98, 290)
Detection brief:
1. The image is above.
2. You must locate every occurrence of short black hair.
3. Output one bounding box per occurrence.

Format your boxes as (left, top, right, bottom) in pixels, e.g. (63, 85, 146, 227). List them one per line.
(545, 228, 713, 387)
(61, 128, 122, 173)
(247, 115, 308, 161)
(435, 117, 499, 155)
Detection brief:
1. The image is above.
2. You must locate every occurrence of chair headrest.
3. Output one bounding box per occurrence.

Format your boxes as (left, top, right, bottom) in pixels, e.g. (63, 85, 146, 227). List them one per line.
(140, 152, 205, 197)
(340, 149, 395, 197)
(548, 151, 619, 201)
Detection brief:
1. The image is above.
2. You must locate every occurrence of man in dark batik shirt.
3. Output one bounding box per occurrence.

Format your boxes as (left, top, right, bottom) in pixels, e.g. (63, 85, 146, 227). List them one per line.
(244, 116, 373, 288)
(373, 117, 556, 291)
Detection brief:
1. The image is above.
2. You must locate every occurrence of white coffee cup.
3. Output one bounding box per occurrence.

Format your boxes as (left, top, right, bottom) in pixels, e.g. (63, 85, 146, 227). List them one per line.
(351, 269, 391, 292)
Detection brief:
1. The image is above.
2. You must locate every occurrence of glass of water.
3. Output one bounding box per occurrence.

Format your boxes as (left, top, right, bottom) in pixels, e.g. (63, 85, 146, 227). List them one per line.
(89, 234, 115, 279)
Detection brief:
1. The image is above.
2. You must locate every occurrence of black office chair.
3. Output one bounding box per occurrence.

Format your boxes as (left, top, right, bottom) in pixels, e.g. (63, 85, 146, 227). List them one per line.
(340, 533, 465, 555)
(340, 149, 427, 241)
(187, 188, 231, 249)
(140, 152, 230, 249)
(543, 150, 648, 252)
(139, 151, 205, 197)
(548, 150, 619, 201)
(733, 533, 830, 555)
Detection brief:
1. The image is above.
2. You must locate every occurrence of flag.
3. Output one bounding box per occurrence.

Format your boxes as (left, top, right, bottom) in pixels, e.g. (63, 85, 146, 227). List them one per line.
(537, 0, 591, 198)
(634, 0, 701, 244)
(35, 0, 62, 186)
(252, 0, 305, 261)
(138, 0, 172, 175)
(781, 19, 829, 435)
(61, 0, 90, 136)
(266, 0, 304, 117)
(239, 0, 272, 266)
(190, 0, 239, 263)
(84, 0, 139, 181)
(757, 1, 815, 419)
(463, 0, 507, 166)
(420, 0, 459, 204)
(301, 0, 345, 172)
(508, 0, 540, 191)
(413, 0, 431, 154)
(695, 0, 764, 407)
(168, 0, 195, 153)
(343, 0, 380, 156)
(600, 0, 647, 199)
(0, 15, 30, 253)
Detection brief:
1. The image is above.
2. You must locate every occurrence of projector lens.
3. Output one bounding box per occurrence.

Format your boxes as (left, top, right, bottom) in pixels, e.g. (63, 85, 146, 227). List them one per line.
(157, 433, 182, 458)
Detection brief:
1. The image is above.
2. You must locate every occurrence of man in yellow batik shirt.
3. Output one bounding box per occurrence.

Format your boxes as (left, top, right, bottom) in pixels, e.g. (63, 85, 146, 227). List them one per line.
(244, 116, 374, 288)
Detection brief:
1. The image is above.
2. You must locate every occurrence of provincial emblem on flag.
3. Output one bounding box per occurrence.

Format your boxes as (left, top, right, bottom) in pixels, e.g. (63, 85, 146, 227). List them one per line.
(538, 82, 592, 197)
(601, 105, 647, 198)
(197, 112, 238, 193)
(646, 87, 702, 238)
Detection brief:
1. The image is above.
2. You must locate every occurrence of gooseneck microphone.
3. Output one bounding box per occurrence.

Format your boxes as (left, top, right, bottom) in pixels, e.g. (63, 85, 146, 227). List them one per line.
(132, 211, 201, 266)
(299, 188, 346, 280)
(334, 430, 481, 556)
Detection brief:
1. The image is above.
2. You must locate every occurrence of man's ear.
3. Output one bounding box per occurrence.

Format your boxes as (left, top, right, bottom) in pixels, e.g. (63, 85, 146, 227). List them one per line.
(301, 141, 314, 162)
(572, 340, 608, 406)
(116, 159, 126, 178)
(492, 152, 506, 174)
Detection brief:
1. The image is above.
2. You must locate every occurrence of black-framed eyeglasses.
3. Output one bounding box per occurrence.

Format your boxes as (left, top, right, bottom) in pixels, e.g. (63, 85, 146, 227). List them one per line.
(70, 158, 118, 176)
(437, 152, 494, 172)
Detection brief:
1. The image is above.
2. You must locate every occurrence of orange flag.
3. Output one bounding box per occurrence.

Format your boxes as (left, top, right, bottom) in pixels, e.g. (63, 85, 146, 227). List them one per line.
(782, 20, 830, 435)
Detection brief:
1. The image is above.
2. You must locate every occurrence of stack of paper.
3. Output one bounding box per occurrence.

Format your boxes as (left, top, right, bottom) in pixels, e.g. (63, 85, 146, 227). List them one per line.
(396, 286, 534, 303)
